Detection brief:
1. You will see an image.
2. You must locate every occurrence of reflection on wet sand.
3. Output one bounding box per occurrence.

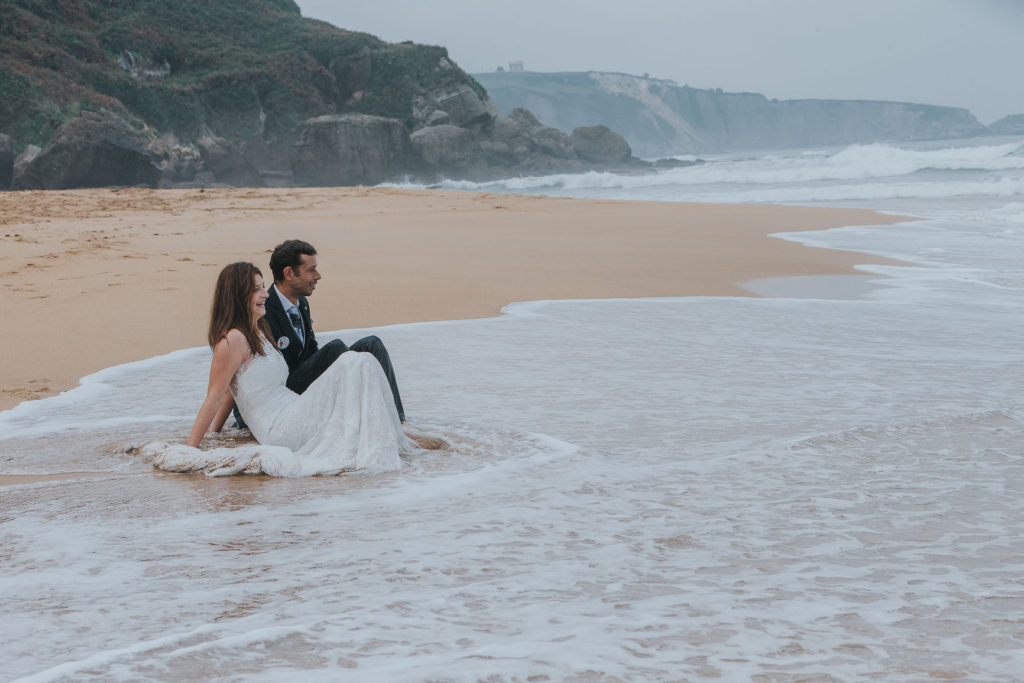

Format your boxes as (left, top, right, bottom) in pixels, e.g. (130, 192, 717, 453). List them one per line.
(0, 472, 137, 488)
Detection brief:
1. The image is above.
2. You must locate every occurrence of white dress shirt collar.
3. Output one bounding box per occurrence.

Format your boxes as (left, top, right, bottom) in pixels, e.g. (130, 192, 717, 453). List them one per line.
(274, 285, 299, 314)
(274, 286, 304, 343)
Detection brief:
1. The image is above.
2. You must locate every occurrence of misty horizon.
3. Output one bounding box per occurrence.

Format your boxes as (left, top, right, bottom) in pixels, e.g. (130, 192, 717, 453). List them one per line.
(296, 0, 1024, 125)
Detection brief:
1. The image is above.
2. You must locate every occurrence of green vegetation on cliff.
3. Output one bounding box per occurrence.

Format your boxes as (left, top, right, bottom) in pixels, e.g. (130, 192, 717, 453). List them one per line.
(0, 0, 482, 151)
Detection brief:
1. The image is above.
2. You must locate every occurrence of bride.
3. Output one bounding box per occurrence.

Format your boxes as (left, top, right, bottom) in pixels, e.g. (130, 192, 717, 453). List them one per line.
(146, 262, 414, 477)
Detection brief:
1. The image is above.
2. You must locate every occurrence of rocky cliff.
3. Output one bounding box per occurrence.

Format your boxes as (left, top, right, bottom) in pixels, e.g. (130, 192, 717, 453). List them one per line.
(0, 0, 644, 189)
(473, 71, 990, 158)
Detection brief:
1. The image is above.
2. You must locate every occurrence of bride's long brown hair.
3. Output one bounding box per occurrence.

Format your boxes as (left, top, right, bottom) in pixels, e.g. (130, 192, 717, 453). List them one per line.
(208, 262, 272, 356)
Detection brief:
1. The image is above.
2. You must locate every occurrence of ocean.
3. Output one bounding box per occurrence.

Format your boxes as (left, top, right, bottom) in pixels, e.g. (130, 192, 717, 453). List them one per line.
(3, 136, 1024, 680)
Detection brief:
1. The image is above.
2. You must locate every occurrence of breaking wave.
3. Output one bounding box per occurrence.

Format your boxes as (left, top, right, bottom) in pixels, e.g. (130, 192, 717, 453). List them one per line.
(388, 140, 1024, 204)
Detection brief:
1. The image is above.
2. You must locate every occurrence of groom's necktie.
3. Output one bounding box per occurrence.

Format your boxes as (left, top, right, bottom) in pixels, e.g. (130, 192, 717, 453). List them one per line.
(288, 310, 305, 345)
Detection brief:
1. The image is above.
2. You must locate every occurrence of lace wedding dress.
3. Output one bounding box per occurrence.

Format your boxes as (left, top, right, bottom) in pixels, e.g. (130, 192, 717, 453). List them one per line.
(144, 341, 413, 477)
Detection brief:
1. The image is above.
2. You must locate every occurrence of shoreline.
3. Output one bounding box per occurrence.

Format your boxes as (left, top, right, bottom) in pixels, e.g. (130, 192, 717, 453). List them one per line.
(0, 187, 910, 413)
(0, 471, 140, 487)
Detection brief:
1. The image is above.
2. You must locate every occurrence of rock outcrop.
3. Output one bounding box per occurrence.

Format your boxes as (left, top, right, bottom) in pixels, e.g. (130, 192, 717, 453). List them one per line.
(290, 92, 656, 185)
(431, 83, 500, 129)
(0, 134, 12, 189)
(291, 114, 421, 186)
(148, 136, 202, 186)
(474, 71, 991, 157)
(12, 145, 41, 184)
(569, 125, 631, 163)
(13, 111, 159, 190)
(410, 124, 476, 172)
(495, 108, 577, 161)
(405, 83, 602, 180)
(197, 134, 265, 187)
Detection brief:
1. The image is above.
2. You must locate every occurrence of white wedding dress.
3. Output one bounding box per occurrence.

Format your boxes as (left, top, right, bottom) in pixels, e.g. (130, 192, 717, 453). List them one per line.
(144, 340, 414, 477)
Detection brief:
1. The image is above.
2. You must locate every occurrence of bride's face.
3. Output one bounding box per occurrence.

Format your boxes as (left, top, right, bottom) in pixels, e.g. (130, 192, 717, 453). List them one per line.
(250, 274, 268, 320)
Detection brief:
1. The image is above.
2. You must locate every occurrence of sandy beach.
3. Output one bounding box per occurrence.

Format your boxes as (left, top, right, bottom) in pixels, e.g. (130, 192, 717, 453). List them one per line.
(0, 187, 906, 412)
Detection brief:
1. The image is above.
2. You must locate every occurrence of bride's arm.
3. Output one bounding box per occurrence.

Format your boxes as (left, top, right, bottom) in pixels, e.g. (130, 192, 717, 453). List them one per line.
(210, 392, 234, 433)
(188, 331, 249, 447)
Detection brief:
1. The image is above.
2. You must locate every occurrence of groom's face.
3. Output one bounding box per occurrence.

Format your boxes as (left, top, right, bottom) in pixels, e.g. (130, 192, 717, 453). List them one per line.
(285, 253, 321, 297)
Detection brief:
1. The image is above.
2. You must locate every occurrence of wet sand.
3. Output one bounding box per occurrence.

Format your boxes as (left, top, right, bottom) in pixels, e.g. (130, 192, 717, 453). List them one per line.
(0, 186, 907, 414)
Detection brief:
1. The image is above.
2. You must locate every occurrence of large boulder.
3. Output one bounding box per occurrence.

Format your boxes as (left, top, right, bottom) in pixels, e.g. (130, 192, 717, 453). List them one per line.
(13, 111, 159, 190)
(0, 134, 12, 189)
(490, 108, 579, 170)
(291, 114, 420, 186)
(569, 125, 632, 164)
(148, 135, 202, 185)
(411, 96, 451, 129)
(197, 134, 265, 187)
(11, 145, 41, 186)
(410, 124, 476, 171)
(431, 83, 499, 128)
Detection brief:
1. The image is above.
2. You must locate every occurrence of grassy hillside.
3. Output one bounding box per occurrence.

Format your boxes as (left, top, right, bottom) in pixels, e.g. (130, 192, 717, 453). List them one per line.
(0, 0, 484, 151)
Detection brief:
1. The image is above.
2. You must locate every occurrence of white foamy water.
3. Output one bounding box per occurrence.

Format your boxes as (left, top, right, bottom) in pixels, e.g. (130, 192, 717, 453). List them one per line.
(402, 136, 1024, 205)
(4, 136, 1024, 680)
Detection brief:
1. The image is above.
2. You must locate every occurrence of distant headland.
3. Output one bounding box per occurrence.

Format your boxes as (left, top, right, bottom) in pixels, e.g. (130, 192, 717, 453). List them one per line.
(473, 70, 1003, 158)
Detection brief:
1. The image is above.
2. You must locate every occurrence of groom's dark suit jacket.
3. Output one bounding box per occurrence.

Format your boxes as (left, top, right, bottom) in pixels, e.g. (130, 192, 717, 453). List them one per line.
(265, 284, 317, 372)
(261, 283, 405, 420)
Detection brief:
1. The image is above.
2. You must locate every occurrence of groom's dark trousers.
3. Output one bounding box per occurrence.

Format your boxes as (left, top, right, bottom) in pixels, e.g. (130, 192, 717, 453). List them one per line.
(286, 336, 405, 422)
(234, 284, 405, 426)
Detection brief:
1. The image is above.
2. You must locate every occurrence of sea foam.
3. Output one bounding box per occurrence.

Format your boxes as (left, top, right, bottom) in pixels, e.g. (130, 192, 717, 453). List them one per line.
(4, 291, 1024, 679)
(390, 139, 1024, 205)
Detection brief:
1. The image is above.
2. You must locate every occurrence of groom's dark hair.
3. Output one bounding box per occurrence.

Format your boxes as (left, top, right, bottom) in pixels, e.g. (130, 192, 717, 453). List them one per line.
(270, 239, 317, 282)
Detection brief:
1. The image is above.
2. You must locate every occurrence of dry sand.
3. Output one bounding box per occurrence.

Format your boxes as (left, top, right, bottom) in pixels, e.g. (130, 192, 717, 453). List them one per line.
(0, 186, 907, 413)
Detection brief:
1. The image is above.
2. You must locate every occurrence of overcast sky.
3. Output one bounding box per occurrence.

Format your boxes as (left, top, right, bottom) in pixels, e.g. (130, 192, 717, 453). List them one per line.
(295, 0, 1022, 124)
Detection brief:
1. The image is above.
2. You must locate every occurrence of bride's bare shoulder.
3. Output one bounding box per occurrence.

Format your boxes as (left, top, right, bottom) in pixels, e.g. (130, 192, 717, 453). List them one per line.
(214, 329, 249, 354)
(224, 328, 247, 344)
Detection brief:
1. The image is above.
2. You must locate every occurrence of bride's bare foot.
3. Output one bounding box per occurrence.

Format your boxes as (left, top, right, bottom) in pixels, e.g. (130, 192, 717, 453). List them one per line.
(405, 431, 449, 450)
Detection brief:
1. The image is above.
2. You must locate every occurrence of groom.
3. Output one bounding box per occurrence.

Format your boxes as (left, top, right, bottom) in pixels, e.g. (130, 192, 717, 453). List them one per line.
(235, 239, 406, 427)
